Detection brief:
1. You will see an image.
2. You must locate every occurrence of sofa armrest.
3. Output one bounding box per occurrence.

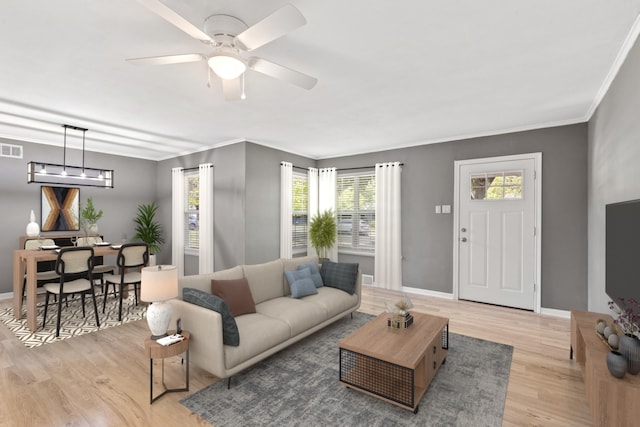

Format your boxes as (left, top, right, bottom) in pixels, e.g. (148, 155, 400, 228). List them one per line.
(168, 299, 227, 378)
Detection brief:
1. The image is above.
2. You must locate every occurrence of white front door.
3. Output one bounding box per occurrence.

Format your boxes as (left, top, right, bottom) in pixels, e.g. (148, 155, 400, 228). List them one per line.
(454, 154, 540, 311)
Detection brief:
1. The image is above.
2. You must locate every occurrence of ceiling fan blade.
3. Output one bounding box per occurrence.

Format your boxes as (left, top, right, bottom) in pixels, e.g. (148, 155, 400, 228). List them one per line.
(248, 57, 317, 90)
(126, 53, 205, 65)
(236, 4, 306, 51)
(222, 78, 242, 101)
(136, 0, 212, 42)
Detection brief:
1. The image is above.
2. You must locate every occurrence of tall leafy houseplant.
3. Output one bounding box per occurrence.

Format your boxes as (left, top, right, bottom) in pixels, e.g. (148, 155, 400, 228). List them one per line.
(133, 202, 165, 255)
(309, 209, 336, 260)
(80, 197, 103, 235)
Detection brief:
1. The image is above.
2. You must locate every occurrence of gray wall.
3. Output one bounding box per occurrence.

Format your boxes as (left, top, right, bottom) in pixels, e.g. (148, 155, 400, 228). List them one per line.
(588, 34, 640, 313)
(157, 141, 315, 273)
(0, 138, 157, 294)
(321, 124, 588, 311)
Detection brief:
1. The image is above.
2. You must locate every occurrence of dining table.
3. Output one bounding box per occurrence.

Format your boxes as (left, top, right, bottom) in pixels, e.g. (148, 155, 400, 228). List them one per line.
(13, 244, 121, 332)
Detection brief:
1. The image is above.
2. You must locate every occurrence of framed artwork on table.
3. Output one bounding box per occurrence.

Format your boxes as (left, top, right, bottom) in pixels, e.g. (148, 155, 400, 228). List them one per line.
(41, 186, 80, 231)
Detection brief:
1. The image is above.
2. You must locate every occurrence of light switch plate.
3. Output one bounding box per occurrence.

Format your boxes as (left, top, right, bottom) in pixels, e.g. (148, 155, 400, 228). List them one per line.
(435, 205, 441, 214)
(442, 205, 451, 214)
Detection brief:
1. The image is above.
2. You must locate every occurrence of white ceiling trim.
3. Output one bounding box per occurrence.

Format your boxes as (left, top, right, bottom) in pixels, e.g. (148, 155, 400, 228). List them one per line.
(318, 116, 588, 160)
(586, 12, 640, 121)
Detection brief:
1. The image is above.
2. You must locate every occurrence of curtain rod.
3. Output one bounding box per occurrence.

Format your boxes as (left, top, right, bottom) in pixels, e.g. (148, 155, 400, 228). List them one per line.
(181, 164, 213, 172)
(283, 162, 403, 172)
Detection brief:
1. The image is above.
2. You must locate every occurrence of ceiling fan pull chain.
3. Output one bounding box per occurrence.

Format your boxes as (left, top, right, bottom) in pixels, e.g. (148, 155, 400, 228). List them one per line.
(207, 66, 211, 88)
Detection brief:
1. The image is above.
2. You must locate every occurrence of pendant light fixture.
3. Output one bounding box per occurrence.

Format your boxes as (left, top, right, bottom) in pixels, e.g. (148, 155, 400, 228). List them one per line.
(27, 124, 114, 188)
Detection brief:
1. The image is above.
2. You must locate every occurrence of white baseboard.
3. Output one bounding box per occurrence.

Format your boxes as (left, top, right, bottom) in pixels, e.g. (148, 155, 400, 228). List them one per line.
(401, 286, 455, 300)
(540, 307, 571, 318)
(0, 292, 14, 301)
(364, 284, 571, 318)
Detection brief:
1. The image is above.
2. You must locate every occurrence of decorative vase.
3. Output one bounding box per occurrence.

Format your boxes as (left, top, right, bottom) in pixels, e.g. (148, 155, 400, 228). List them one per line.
(619, 333, 640, 375)
(608, 333, 619, 349)
(26, 209, 40, 237)
(606, 351, 627, 378)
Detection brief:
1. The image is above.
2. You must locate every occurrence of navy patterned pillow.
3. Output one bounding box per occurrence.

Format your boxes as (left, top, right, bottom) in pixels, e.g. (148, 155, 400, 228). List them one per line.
(182, 288, 239, 346)
(320, 261, 359, 295)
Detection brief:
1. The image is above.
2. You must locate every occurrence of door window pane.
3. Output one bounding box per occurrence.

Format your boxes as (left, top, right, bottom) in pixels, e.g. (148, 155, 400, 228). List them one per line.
(470, 171, 522, 200)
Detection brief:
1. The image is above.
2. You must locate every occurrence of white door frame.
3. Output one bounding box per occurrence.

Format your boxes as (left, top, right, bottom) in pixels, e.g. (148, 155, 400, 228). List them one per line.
(453, 152, 542, 313)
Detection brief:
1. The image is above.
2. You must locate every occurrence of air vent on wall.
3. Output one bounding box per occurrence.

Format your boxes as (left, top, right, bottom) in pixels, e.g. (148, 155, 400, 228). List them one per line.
(362, 274, 374, 285)
(0, 143, 23, 159)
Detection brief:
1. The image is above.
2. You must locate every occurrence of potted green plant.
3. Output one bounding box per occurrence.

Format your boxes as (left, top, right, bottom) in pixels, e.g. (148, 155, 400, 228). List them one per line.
(309, 209, 336, 260)
(80, 197, 103, 235)
(133, 202, 165, 257)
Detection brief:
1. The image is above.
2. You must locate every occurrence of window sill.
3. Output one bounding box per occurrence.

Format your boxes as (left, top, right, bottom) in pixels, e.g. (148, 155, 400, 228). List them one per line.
(338, 249, 374, 257)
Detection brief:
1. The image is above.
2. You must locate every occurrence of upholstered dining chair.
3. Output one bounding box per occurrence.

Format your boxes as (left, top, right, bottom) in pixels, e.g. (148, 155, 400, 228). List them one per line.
(76, 236, 116, 293)
(42, 246, 101, 337)
(102, 243, 149, 321)
(22, 238, 60, 300)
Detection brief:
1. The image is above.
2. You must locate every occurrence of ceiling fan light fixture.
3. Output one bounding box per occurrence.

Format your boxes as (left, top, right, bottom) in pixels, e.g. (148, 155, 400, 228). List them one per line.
(208, 52, 246, 80)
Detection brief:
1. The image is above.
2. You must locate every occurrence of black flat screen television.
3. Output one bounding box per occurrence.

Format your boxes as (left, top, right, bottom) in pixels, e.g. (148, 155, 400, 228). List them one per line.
(606, 198, 640, 321)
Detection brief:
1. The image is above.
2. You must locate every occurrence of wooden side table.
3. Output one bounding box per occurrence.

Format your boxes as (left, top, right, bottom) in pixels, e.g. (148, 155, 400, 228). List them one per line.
(144, 330, 190, 404)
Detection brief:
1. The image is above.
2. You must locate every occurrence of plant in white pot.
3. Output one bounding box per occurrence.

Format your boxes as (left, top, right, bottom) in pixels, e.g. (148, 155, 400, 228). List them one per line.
(80, 197, 103, 236)
(133, 202, 165, 265)
(309, 209, 336, 261)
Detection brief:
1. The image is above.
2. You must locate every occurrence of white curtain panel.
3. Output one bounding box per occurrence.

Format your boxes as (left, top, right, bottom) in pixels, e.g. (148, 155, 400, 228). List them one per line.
(171, 167, 185, 277)
(280, 162, 293, 258)
(375, 162, 403, 290)
(307, 167, 319, 257)
(318, 167, 338, 261)
(199, 163, 214, 274)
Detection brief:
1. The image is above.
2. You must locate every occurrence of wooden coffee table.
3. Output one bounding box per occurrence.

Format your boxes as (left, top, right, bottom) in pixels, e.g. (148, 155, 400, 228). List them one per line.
(339, 312, 449, 413)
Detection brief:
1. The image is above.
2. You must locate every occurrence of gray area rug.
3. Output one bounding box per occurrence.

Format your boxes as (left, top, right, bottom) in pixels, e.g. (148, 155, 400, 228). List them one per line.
(181, 311, 513, 427)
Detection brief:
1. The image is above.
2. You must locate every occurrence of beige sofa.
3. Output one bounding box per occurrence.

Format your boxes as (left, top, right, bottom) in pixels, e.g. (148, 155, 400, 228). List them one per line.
(168, 255, 361, 380)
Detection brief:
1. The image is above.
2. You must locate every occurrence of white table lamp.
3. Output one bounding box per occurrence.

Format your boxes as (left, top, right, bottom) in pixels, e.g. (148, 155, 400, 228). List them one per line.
(141, 265, 178, 339)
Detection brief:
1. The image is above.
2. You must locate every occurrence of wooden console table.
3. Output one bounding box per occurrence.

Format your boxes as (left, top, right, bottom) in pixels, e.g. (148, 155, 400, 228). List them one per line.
(570, 310, 640, 426)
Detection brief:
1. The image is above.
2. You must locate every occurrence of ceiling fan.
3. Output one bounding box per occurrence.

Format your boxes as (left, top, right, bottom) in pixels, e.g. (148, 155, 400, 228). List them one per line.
(129, 0, 318, 100)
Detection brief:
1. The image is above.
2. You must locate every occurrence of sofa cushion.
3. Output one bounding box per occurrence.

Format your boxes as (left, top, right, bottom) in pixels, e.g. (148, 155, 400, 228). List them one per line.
(225, 313, 291, 369)
(296, 261, 323, 288)
(320, 261, 359, 295)
(182, 288, 239, 346)
(256, 297, 327, 336)
(212, 278, 256, 317)
(177, 265, 243, 297)
(285, 268, 318, 299)
(303, 286, 360, 318)
(242, 259, 285, 304)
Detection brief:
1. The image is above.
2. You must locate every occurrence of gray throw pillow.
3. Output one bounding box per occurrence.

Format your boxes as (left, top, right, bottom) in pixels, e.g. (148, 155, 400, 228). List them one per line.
(320, 261, 359, 295)
(296, 261, 324, 288)
(285, 268, 319, 298)
(182, 288, 240, 346)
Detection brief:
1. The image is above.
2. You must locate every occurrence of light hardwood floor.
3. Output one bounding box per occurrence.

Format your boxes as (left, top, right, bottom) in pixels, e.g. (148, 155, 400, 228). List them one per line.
(0, 287, 593, 426)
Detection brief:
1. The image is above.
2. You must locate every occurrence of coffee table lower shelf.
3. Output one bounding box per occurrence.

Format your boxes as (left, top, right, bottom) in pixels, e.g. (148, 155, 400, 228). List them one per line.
(340, 349, 427, 413)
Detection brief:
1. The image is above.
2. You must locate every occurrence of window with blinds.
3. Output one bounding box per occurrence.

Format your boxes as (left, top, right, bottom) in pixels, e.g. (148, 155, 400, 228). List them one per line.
(292, 172, 308, 255)
(185, 172, 199, 252)
(337, 173, 375, 252)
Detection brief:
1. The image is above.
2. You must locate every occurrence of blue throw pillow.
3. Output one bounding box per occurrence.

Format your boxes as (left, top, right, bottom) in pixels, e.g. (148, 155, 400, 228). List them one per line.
(296, 261, 324, 288)
(182, 288, 240, 346)
(285, 268, 319, 298)
(320, 261, 359, 295)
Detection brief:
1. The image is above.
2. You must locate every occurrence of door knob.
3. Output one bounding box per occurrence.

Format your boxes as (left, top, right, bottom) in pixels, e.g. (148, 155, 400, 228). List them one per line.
(461, 237, 467, 242)
(461, 227, 467, 232)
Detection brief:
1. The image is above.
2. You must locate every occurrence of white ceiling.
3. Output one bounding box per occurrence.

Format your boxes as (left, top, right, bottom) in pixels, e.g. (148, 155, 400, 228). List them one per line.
(1, 0, 640, 161)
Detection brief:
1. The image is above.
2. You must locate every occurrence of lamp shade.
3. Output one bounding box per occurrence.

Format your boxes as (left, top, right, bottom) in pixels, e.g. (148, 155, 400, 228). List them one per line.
(141, 265, 178, 302)
(208, 53, 246, 80)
